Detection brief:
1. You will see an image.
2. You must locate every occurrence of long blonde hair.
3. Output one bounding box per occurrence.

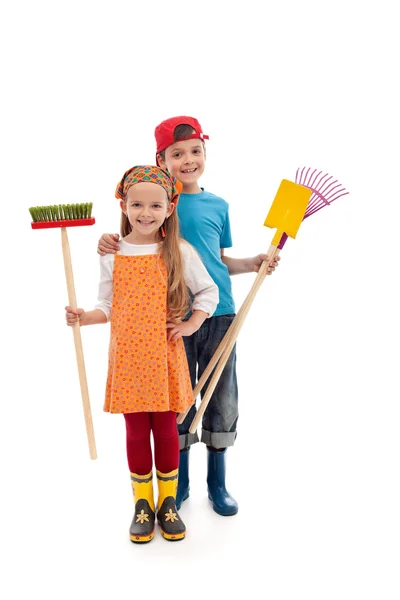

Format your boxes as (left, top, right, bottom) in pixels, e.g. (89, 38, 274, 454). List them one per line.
(120, 204, 190, 322)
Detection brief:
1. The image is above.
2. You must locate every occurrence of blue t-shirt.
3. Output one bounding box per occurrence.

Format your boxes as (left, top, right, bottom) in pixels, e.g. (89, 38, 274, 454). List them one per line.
(177, 189, 235, 316)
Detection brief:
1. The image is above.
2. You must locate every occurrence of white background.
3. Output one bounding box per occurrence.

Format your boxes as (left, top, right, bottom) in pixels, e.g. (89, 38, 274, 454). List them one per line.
(1, 1, 399, 598)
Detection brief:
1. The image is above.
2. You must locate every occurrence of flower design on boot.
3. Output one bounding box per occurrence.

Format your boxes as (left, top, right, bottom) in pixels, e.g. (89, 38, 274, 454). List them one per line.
(136, 509, 150, 524)
(164, 508, 179, 523)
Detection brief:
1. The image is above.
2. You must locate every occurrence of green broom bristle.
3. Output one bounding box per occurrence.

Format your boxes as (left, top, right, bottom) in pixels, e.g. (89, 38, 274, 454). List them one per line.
(28, 203, 93, 222)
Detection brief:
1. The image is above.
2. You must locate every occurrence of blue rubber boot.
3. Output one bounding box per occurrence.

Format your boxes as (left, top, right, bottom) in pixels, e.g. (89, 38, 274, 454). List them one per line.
(207, 448, 238, 516)
(176, 448, 190, 510)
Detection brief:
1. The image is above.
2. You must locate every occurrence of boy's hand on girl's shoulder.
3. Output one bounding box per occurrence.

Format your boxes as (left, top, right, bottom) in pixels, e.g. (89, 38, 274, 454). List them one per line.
(252, 253, 281, 275)
(166, 321, 197, 342)
(97, 233, 120, 256)
(65, 306, 85, 326)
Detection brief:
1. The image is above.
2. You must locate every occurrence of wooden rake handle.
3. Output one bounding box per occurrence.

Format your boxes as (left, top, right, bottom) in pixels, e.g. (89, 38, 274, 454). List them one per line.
(61, 228, 97, 460)
(184, 245, 280, 434)
(176, 295, 242, 425)
(177, 246, 279, 426)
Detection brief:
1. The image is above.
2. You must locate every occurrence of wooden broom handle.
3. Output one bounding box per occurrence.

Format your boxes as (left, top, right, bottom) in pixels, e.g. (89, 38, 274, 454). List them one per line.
(183, 245, 279, 432)
(61, 228, 97, 460)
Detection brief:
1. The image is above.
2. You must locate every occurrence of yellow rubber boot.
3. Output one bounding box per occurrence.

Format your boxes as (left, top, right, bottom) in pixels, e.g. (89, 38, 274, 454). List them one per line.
(156, 469, 186, 541)
(130, 471, 155, 543)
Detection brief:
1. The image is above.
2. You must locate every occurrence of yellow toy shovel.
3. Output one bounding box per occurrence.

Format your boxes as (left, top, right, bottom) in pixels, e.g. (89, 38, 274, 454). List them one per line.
(178, 179, 312, 433)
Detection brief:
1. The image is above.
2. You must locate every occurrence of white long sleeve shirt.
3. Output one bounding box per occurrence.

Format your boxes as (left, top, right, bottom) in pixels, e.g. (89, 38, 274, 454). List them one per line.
(95, 239, 219, 320)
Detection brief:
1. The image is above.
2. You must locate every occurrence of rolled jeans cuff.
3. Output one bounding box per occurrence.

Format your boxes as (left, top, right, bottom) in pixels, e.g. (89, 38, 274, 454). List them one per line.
(201, 429, 237, 448)
(178, 431, 199, 450)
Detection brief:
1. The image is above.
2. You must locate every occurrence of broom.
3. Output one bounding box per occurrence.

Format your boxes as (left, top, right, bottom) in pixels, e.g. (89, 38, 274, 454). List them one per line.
(29, 203, 97, 460)
(178, 168, 349, 433)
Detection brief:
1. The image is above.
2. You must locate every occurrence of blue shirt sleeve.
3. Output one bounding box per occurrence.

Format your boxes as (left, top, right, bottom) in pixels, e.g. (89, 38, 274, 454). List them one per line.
(220, 207, 233, 249)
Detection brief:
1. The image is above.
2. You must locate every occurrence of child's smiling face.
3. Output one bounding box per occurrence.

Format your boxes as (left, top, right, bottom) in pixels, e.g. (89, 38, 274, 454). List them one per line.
(159, 138, 206, 188)
(121, 182, 174, 243)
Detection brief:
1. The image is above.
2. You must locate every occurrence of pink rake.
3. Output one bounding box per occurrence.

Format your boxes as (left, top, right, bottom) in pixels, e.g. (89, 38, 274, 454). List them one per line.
(277, 167, 349, 249)
(178, 168, 349, 434)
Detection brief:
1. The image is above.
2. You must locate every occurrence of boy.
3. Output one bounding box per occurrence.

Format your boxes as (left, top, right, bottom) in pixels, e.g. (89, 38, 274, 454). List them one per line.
(98, 116, 280, 516)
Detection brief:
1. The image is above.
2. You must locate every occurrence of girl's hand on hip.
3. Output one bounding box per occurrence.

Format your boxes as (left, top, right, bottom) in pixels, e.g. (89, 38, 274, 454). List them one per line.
(166, 321, 196, 342)
(65, 306, 85, 326)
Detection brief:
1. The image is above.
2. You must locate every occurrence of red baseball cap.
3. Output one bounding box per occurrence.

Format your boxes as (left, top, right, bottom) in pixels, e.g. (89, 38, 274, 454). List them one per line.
(154, 116, 209, 156)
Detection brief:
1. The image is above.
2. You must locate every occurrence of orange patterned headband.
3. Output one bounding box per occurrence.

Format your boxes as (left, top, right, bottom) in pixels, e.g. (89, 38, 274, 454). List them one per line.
(115, 165, 182, 205)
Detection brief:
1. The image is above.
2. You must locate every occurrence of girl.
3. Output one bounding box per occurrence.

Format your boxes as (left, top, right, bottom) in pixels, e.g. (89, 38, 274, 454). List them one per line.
(65, 165, 218, 543)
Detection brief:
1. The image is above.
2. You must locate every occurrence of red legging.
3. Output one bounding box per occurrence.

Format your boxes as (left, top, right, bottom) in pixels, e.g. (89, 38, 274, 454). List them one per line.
(123, 411, 179, 475)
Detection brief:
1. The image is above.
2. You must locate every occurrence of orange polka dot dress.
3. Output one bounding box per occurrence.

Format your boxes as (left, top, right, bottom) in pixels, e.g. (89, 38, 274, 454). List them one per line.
(104, 253, 194, 414)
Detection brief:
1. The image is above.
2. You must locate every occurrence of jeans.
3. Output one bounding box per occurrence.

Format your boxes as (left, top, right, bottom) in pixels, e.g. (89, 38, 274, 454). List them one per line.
(179, 314, 239, 449)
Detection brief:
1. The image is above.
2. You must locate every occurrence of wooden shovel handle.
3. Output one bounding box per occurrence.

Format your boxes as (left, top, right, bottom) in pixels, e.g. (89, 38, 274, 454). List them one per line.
(185, 245, 279, 433)
(177, 245, 278, 426)
(61, 228, 97, 460)
(177, 263, 255, 426)
(176, 271, 252, 425)
(176, 305, 239, 425)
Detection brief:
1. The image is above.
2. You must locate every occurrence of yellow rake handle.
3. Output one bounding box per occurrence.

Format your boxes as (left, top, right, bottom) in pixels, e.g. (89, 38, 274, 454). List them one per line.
(61, 228, 97, 460)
